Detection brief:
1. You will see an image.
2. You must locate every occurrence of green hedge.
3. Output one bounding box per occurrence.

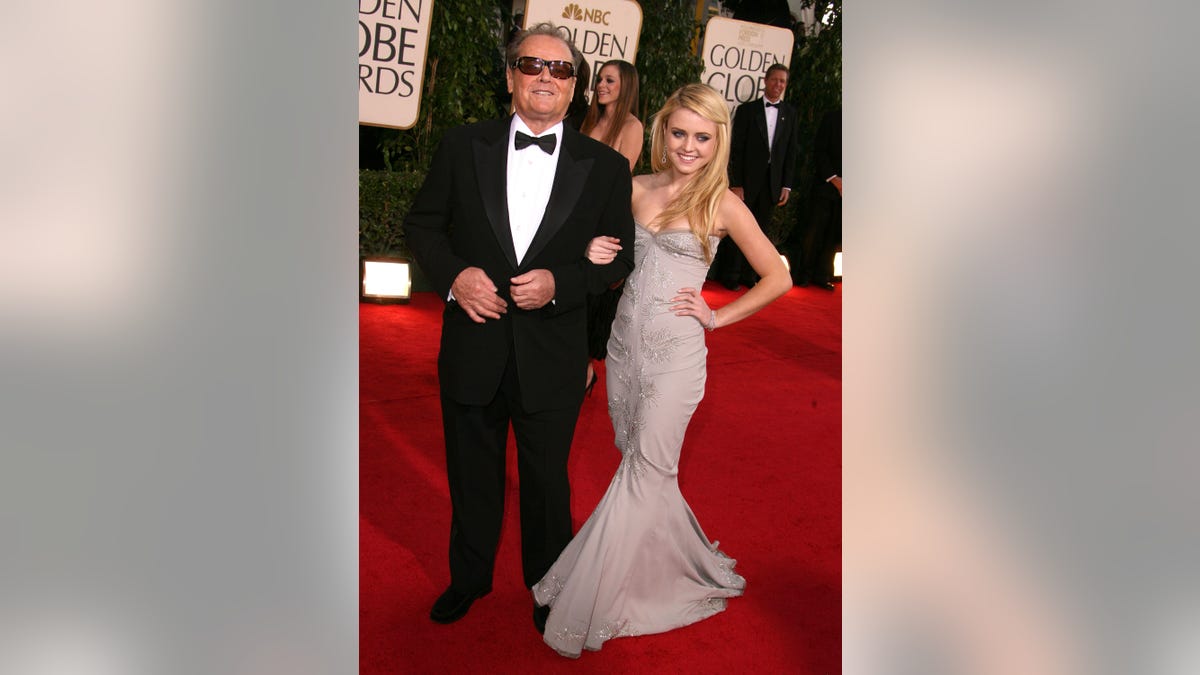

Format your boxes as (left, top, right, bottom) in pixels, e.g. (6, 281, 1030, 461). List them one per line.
(359, 168, 424, 257)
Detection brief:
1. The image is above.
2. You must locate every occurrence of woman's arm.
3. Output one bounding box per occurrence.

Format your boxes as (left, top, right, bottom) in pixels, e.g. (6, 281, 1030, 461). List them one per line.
(705, 192, 791, 329)
(585, 236, 622, 264)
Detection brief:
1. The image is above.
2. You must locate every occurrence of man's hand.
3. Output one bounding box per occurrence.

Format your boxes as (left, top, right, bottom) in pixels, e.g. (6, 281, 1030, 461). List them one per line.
(451, 267, 507, 323)
(509, 269, 556, 310)
(830, 175, 842, 197)
(777, 188, 790, 206)
(731, 186, 745, 201)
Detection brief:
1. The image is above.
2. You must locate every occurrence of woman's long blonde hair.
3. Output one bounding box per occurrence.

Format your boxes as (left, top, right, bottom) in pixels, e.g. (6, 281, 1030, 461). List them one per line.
(647, 83, 731, 262)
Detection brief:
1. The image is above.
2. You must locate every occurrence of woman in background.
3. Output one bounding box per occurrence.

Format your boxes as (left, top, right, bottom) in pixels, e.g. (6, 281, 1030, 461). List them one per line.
(579, 59, 644, 395)
(580, 60, 643, 171)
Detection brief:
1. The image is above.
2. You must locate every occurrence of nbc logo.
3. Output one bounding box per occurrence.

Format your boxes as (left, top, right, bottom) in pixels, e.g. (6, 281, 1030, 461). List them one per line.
(562, 3, 611, 25)
(562, 3, 584, 20)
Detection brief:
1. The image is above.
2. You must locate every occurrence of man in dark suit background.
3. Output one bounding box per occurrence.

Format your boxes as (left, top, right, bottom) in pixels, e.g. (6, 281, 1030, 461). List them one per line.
(405, 22, 635, 633)
(794, 107, 841, 290)
(718, 62, 798, 290)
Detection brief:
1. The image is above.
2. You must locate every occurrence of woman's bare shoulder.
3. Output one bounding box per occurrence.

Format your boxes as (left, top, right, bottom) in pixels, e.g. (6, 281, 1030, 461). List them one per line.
(717, 188, 740, 212)
(715, 188, 755, 234)
(631, 173, 663, 201)
(632, 173, 662, 188)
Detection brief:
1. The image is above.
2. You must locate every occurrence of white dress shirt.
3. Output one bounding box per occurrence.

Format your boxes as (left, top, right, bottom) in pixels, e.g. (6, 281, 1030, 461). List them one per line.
(764, 98, 781, 152)
(507, 117, 562, 265)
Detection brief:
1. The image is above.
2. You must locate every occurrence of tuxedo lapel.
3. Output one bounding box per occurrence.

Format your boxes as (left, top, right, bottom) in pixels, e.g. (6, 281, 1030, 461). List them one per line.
(521, 131, 592, 267)
(754, 98, 769, 146)
(473, 122, 518, 269)
(770, 102, 790, 162)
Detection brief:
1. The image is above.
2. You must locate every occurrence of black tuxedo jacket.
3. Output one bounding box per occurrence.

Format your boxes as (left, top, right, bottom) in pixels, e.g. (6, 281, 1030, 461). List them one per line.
(405, 116, 635, 412)
(728, 97, 799, 202)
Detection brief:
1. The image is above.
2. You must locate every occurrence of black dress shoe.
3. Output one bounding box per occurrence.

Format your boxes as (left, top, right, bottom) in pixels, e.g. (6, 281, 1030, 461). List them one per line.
(796, 275, 810, 287)
(533, 603, 550, 634)
(814, 280, 835, 291)
(430, 586, 488, 624)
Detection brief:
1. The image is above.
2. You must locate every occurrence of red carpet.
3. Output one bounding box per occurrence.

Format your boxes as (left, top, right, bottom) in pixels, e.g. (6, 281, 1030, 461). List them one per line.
(361, 281, 841, 673)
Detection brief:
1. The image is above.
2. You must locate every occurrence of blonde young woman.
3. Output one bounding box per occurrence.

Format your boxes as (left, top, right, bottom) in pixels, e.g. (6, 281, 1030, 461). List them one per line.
(532, 83, 790, 658)
(579, 59, 644, 395)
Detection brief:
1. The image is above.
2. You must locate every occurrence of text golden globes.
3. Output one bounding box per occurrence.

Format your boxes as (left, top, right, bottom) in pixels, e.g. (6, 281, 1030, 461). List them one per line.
(701, 16, 794, 109)
(523, 0, 643, 96)
(359, 0, 435, 129)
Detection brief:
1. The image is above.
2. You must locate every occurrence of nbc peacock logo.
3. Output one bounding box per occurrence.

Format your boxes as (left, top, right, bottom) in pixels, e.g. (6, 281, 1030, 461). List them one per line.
(560, 3, 612, 24)
(562, 3, 584, 21)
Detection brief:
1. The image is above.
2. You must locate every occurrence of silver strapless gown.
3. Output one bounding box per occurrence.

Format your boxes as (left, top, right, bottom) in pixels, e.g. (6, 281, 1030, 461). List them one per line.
(532, 222, 746, 658)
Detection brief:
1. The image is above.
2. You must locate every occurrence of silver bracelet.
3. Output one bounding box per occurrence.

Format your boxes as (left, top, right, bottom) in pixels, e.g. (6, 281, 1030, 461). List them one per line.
(706, 310, 717, 332)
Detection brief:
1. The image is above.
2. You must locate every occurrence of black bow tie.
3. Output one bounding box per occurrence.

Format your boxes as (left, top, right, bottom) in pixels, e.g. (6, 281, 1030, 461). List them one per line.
(764, 101, 780, 108)
(515, 131, 556, 154)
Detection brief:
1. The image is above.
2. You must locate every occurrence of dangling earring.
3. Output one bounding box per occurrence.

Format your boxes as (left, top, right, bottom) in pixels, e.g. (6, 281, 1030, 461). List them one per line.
(661, 147, 668, 163)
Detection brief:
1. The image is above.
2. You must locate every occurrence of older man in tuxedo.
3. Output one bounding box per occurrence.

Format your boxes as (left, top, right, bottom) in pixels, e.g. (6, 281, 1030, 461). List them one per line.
(405, 22, 635, 633)
(718, 63, 798, 290)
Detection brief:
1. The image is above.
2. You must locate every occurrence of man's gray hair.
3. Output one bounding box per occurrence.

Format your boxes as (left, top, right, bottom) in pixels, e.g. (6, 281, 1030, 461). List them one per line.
(505, 22, 579, 71)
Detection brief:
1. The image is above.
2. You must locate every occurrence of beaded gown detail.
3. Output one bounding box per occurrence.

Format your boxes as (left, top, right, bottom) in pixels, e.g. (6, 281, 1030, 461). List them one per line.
(532, 222, 745, 658)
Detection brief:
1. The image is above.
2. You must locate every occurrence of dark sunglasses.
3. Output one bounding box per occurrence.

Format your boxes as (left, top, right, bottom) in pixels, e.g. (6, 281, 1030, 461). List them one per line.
(511, 56, 575, 80)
